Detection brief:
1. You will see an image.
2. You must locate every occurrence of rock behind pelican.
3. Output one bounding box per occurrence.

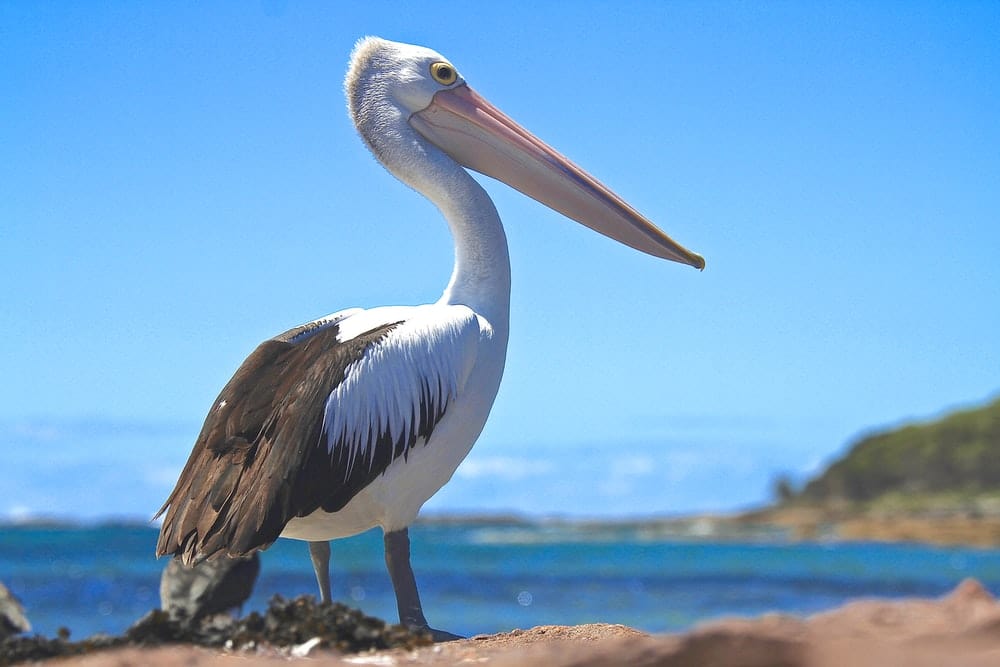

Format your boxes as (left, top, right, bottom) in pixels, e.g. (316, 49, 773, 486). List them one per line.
(160, 554, 260, 621)
(0, 582, 31, 639)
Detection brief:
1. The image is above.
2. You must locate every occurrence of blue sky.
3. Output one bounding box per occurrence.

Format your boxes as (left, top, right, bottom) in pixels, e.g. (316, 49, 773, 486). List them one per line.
(2, 2, 999, 521)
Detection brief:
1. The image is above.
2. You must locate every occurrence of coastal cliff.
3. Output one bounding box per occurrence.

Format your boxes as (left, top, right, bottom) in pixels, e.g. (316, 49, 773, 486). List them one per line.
(746, 394, 1000, 545)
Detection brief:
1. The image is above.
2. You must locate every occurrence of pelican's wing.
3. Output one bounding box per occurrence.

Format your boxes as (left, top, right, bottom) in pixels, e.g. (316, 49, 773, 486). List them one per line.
(155, 305, 481, 563)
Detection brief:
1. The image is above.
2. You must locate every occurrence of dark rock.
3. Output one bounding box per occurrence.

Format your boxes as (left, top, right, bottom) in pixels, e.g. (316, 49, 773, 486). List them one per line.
(0, 583, 30, 639)
(0, 595, 429, 666)
(159, 554, 260, 621)
(127, 594, 430, 653)
(0, 631, 120, 666)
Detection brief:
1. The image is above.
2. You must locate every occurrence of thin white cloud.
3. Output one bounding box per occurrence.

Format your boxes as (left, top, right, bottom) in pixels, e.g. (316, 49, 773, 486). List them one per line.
(4, 505, 35, 522)
(143, 465, 184, 489)
(598, 455, 657, 497)
(455, 456, 553, 481)
(1, 417, 193, 442)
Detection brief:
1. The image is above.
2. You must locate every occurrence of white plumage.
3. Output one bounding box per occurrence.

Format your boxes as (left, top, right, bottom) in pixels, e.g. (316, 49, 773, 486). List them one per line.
(285, 303, 502, 538)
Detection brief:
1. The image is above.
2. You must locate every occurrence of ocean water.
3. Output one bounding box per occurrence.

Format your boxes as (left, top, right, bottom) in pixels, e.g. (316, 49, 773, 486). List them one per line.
(2, 521, 1000, 640)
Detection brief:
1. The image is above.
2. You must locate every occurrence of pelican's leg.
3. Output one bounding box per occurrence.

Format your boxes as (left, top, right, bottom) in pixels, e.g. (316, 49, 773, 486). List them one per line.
(384, 528, 462, 642)
(308, 540, 332, 604)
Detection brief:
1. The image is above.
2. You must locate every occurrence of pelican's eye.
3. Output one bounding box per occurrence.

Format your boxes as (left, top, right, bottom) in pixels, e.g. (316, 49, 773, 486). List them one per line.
(430, 62, 458, 85)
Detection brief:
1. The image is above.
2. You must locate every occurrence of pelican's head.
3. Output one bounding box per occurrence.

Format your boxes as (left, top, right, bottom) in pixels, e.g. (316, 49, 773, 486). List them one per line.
(345, 37, 466, 166)
(345, 37, 705, 270)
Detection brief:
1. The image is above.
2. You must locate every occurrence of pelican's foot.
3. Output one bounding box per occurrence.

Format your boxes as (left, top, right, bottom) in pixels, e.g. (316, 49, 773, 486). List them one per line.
(415, 625, 463, 642)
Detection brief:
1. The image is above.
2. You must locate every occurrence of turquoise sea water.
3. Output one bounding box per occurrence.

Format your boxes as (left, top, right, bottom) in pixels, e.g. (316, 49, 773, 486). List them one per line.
(3, 522, 1000, 640)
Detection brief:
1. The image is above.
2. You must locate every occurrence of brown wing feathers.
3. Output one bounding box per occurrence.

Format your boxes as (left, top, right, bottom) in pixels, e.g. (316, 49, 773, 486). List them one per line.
(155, 320, 403, 564)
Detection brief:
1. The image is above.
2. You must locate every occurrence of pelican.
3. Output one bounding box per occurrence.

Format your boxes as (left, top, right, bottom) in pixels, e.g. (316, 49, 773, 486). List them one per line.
(156, 37, 704, 639)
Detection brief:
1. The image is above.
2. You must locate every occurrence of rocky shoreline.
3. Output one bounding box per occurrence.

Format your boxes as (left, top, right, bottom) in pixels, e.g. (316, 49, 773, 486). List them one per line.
(548, 506, 1000, 548)
(734, 505, 1000, 547)
(3, 579, 1000, 666)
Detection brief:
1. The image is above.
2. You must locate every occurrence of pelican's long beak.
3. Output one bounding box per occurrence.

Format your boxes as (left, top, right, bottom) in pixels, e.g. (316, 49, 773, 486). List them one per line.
(409, 84, 705, 269)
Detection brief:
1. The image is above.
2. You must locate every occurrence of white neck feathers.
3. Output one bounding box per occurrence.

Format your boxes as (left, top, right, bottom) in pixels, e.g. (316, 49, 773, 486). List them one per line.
(347, 45, 511, 326)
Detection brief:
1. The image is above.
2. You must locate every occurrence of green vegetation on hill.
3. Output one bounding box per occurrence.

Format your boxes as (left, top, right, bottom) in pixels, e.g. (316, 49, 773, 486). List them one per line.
(795, 395, 1000, 505)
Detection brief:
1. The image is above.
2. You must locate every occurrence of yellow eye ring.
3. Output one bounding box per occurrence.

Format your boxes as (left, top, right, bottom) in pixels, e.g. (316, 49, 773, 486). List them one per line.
(430, 62, 458, 85)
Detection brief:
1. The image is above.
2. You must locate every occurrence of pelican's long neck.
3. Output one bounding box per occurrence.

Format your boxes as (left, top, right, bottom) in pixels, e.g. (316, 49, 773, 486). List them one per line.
(360, 119, 511, 327)
(423, 159, 512, 324)
(346, 41, 510, 328)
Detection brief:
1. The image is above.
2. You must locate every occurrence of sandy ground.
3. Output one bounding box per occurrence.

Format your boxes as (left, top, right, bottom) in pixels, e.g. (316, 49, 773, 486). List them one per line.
(34, 579, 1000, 667)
